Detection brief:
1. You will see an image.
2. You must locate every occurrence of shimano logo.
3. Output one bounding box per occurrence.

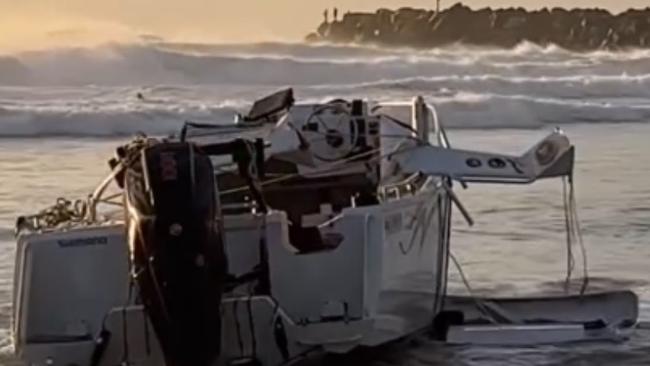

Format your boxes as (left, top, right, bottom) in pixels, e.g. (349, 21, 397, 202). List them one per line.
(57, 236, 108, 248)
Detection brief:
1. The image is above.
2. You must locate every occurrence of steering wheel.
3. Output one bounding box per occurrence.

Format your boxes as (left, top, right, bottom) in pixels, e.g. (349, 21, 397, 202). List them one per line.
(305, 102, 359, 162)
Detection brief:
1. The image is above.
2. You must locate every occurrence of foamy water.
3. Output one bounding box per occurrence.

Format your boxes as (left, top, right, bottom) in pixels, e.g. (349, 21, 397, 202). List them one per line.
(3, 41, 650, 136)
(0, 41, 648, 365)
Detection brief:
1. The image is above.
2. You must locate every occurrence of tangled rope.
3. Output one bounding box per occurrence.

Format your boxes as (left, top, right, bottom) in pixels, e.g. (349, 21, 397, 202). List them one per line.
(16, 197, 88, 233)
(15, 135, 157, 235)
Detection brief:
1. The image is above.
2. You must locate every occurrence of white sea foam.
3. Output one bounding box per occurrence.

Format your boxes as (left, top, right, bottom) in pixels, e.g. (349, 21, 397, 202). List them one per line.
(1, 41, 649, 136)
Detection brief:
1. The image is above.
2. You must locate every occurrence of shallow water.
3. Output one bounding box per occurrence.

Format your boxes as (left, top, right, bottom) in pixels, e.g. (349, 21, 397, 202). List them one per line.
(1, 41, 649, 365)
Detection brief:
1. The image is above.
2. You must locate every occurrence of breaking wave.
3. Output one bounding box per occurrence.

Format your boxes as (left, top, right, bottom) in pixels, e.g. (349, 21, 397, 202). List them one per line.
(1, 41, 649, 137)
(6, 41, 650, 86)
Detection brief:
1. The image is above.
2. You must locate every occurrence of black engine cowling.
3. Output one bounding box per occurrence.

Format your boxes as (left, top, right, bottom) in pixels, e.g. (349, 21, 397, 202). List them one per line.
(124, 141, 227, 366)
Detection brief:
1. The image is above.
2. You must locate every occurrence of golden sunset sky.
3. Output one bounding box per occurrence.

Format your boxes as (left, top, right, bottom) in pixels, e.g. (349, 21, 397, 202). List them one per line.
(1, 1, 647, 51)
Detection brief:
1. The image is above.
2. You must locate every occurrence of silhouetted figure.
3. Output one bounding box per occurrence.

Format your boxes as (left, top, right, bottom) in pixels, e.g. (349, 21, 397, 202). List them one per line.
(323, 9, 329, 23)
(333, 7, 339, 22)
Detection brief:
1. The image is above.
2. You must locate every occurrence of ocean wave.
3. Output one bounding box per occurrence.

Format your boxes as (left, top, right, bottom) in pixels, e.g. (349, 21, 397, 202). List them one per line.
(158, 40, 650, 62)
(2, 41, 650, 86)
(0, 102, 242, 138)
(313, 72, 650, 100)
(1, 89, 648, 137)
(1, 40, 649, 136)
(432, 91, 650, 129)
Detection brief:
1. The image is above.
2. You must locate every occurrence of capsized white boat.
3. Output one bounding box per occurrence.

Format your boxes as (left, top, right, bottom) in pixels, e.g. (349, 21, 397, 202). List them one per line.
(12, 89, 639, 366)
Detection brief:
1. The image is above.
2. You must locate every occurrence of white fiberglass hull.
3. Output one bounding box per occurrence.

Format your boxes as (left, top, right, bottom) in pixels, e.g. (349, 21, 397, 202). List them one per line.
(13, 183, 452, 366)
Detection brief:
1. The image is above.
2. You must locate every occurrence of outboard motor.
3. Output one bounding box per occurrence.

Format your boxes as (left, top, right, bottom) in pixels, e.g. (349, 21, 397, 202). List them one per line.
(123, 141, 227, 366)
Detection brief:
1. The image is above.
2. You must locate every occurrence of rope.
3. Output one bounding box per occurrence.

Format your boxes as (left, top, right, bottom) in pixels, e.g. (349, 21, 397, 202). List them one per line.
(399, 199, 439, 255)
(247, 283, 258, 358)
(562, 176, 589, 295)
(233, 301, 245, 357)
(562, 177, 575, 292)
(449, 251, 498, 324)
(17, 129, 429, 228)
(17, 197, 88, 232)
(219, 139, 428, 197)
(15, 136, 155, 233)
(217, 146, 382, 196)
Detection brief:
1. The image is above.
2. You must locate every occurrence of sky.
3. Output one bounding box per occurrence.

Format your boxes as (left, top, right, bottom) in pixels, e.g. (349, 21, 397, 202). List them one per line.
(1, 1, 649, 51)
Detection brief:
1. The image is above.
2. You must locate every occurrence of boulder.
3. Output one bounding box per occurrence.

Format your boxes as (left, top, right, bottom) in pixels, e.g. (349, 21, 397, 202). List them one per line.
(306, 3, 650, 51)
(305, 32, 320, 42)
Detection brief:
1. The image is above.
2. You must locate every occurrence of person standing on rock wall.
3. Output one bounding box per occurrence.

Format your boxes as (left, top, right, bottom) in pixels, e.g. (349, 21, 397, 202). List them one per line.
(323, 9, 329, 23)
(334, 7, 338, 22)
